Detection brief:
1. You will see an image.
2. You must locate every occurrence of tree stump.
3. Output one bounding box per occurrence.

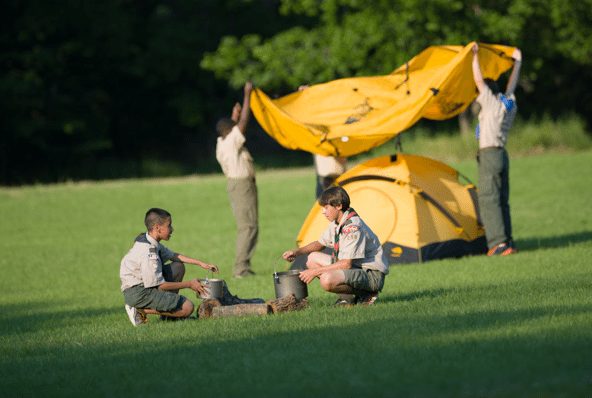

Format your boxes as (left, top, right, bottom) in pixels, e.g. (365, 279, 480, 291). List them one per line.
(267, 294, 308, 314)
(210, 303, 270, 318)
(198, 298, 221, 319)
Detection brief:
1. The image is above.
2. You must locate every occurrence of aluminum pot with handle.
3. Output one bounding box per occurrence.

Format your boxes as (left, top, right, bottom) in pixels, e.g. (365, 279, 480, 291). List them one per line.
(273, 270, 308, 300)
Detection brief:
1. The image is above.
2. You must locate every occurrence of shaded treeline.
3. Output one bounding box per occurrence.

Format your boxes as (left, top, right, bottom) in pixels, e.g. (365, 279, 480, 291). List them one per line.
(1, 0, 591, 185)
(0, 0, 311, 185)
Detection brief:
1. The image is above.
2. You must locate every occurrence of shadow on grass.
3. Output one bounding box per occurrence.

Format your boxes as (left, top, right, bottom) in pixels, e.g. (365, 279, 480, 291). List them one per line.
(0, 301, 122, 336)
(381, 288, 449, 303)
(516, 230, 592, 252)
(2, 292, 591, 397)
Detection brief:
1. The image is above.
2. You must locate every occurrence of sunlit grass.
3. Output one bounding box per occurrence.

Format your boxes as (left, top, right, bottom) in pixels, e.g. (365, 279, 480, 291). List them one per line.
(0, 151, 591, 397)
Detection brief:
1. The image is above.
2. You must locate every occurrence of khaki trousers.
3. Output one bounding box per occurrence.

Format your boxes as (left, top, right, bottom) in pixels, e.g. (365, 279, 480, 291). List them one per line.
(227, 177, 258, 275)
(478, 147, 513, 249)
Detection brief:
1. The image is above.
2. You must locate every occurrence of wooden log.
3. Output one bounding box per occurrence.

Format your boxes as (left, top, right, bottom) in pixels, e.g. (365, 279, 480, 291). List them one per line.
(210, 303, 270, 318)
(198, 298, 221, 319)
(267, 294, 309, 314)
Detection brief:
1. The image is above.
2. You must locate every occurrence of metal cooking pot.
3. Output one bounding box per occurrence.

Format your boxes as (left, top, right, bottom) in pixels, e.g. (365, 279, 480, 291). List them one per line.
(199, 278, 224, 300)
(273, 270, 308, 300)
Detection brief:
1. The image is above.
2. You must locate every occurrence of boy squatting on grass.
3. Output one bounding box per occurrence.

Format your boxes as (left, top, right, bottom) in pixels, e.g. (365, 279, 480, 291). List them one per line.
(282, 186, 389, 306)
(119, 208, 219, 326)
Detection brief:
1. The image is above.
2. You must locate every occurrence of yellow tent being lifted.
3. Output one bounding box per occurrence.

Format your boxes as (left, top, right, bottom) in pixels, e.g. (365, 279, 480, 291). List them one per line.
(250, 42, 517, 157)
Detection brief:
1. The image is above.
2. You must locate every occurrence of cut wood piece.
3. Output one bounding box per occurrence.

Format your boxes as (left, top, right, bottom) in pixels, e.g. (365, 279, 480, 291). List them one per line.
(198, 298, 221, 319)
(210, 303, 270, 318)
(267, 294, 309, 314)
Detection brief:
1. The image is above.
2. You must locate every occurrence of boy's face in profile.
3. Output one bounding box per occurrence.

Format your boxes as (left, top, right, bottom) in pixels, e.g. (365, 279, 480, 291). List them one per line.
(322, 204, 342, 223)
(154, 218, 174, 241)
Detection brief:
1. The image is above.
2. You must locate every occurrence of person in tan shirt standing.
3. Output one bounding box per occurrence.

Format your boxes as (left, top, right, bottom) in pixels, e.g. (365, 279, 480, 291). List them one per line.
(215, 81, 258, 278)
(472, 43, 522, 256)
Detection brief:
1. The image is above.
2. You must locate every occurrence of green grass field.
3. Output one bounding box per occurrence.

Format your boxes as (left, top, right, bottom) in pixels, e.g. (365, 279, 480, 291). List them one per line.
(1, 150, 591, 397)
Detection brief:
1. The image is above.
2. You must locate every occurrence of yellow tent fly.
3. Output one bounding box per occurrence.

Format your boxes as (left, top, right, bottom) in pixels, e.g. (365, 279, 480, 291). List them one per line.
(250, 42, 516, 157)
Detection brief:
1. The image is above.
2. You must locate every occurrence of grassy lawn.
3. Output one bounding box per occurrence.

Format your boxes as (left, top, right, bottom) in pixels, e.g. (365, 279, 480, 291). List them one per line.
(1, 150, 591, 397)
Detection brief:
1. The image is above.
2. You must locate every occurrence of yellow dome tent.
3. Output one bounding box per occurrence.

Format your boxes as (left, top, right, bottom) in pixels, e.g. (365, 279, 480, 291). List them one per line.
(250, 42, 516, 157)
(295, 154, 487, 264)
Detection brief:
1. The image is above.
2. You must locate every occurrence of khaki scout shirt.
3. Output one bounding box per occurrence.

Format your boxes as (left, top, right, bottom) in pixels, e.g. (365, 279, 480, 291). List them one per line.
(216, 125, 255, 179)
(476, 88, 517, 149)
(318, 210, 389, 274)
(119, 233, 176, 292)
(314, 154, 346, 177)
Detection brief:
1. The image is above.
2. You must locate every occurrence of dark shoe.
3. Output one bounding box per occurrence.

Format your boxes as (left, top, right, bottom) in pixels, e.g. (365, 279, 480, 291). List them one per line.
(220, 281, 265, 305)
(233, 269, 256, 278)
(487, 242, 517, 256)
(334, 294, 356, 307)
(356, 292, 379, 306)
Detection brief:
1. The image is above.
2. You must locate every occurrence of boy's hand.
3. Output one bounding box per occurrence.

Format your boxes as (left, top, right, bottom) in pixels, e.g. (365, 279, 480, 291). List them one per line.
(299, 268, 321, 284)
(202, 263, 219, 273)
(282, 250, 297, 262)
(512, 48, 522, 62)
(189, 279, 207, 296)
(472, 43, 479, 54)
(244, 81, 253, 94)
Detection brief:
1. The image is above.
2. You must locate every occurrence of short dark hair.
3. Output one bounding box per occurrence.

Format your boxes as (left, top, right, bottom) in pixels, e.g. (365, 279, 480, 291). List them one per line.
(144, 208, 171, 231)
(484, 78, 500, 94)
(318, 186, 350, 209)
(216, 118, 235, 137)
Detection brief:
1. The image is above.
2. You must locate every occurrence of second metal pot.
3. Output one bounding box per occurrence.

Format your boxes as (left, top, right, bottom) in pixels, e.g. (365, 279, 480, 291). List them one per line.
(273, 270, 308, 300)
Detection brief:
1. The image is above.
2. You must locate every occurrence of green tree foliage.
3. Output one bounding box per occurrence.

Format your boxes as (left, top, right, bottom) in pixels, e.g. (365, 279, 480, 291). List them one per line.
(202, 0, 592, 128)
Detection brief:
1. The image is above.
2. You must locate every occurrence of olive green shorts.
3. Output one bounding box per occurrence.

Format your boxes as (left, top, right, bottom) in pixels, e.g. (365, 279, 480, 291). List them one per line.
(343, 268, 385, 293)
(123, 284, 184, 312)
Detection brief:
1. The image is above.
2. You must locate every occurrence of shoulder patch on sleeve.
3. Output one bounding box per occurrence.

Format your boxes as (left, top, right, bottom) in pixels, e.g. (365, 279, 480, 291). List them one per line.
(342, 225, 359, 234)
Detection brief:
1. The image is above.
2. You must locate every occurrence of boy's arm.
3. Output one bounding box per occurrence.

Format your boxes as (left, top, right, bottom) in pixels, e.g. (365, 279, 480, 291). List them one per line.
(172, 253, 219, 273)
(282, 241, 325, 262)
(471, 43, 486, 93)
(159, 279, 207, 296)
(236, 81, 253, 135)
(505, 48, 522, 96)
(231, 102, 241, 123)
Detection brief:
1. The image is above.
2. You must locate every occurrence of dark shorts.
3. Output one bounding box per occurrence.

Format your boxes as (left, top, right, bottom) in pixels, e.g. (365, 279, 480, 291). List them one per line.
(123, 284, 184, 312)
(343, 268, 385, 293)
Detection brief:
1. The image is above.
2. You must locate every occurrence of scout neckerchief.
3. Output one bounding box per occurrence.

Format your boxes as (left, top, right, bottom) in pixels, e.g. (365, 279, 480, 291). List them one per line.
(331, 208, 358, 262)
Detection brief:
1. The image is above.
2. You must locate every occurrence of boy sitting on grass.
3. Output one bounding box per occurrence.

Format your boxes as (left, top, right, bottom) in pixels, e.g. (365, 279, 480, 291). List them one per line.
(282, 186, 389, 305)
(119, 208, 219, 326)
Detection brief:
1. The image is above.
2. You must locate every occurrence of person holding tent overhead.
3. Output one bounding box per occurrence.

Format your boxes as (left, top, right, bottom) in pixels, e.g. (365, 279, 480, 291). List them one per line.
(215, 81, 259, 277)
(471, 43, 522, 256)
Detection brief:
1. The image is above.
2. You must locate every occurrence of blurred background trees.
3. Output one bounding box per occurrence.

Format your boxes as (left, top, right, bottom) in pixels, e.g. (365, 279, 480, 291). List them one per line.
(2, 0, 590, 184)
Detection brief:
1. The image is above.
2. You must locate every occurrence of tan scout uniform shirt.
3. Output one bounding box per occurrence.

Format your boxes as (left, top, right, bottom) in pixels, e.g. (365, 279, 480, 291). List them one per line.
(319, 210, 389, 274)
(119, 233, 176, 292)
(216, 125, 255, 179)
(476, 89, 517, 149)
(314, 154, 346, 177)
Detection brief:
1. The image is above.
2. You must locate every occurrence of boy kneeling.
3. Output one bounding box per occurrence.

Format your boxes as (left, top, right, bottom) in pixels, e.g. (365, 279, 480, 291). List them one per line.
(282, 187, 388, 305)
(119, 208, 218, 326)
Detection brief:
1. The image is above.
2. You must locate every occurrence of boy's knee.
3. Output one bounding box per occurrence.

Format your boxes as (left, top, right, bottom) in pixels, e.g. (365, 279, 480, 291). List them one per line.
(319, 273, 336, 291)
(179, 299, 194, 317)
(306, 251, 329, 269)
